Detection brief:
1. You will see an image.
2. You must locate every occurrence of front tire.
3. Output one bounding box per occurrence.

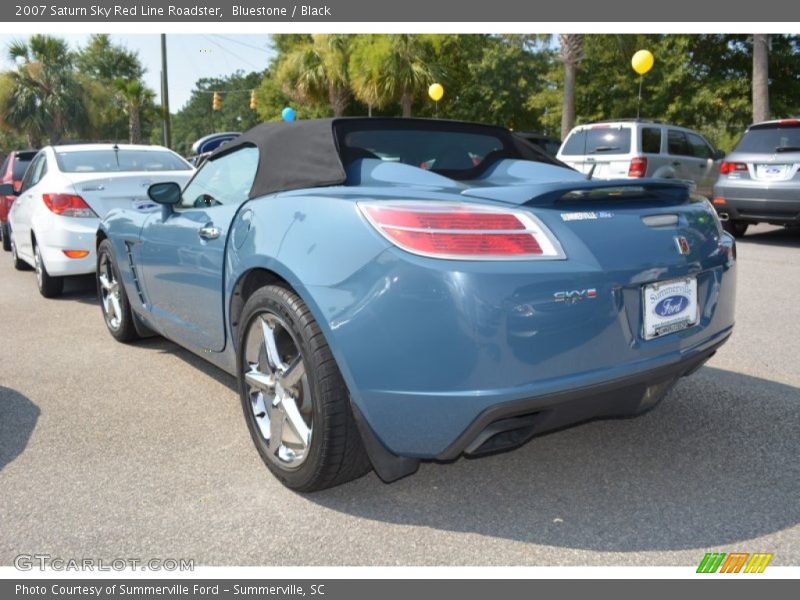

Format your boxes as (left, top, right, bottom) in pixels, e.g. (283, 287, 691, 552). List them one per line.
(1, 221, 10, 252)
(97, 239, 139, 343)
(722, 220, 748, 238)
(33, 243, 63, 297)
(237, 284, 371, 492)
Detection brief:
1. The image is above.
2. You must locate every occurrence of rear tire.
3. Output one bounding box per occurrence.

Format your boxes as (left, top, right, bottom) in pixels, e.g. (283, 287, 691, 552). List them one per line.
(10, 232, 31, 271)
(1, 222, 10, 252)
(33, 242, 64, 298)
(97, 239, 139, 343)
(237, 284, 372, 492)
(722, 220, 748, 238)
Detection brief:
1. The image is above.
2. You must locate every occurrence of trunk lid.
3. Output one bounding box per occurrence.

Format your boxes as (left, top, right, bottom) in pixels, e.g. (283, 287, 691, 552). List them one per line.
(461, 176, 722, 273)
(66, 171, 193, 218)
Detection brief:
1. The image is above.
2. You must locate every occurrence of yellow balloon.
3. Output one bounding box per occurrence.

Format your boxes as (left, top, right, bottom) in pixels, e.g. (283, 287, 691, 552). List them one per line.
(428, 83, 444, 102)
(631, 50, 655, 75)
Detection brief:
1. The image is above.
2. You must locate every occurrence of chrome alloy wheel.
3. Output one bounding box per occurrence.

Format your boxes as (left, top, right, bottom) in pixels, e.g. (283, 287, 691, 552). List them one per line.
(243, 312, 312, 469)
(98, 252, 122, 330)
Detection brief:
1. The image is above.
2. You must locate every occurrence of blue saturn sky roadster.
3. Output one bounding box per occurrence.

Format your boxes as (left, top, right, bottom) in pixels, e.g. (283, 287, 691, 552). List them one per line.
(96, 118, 736, 491)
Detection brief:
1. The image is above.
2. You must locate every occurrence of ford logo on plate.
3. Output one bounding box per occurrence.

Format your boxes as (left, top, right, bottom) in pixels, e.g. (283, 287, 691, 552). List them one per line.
(654, 295, 689, 317)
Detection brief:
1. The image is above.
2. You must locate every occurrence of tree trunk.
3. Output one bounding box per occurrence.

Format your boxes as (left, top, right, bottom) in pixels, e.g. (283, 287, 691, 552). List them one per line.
(330, 85, 348, 117)
(49, 112, 63, 145)
(129, 105, 142, 144)
(752, 34, 770, 123)
(401, 91, 413, 118)
(561, 62, 577, 141)
(558, 34, 584, 141)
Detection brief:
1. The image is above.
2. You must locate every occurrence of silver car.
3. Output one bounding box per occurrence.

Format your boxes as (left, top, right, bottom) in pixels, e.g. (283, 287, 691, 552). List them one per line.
(557, 119, 724, 198)
(712, 119, 800, 237)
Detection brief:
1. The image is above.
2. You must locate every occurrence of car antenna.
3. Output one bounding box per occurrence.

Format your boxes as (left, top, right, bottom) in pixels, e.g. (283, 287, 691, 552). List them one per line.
(586, 163, 596, 180)
(112, 142, 120, 168)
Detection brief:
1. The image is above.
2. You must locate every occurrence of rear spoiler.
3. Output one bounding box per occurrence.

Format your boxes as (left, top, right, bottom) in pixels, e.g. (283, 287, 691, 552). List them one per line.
(462, 178, 693, 207)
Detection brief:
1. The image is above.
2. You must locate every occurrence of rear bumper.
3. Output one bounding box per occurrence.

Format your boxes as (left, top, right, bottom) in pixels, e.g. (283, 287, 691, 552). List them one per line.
(713, 183, 800, 224)
(436, 329, 729, 460)
(34, 217, 99, 277)
(352, 328, 731, 482)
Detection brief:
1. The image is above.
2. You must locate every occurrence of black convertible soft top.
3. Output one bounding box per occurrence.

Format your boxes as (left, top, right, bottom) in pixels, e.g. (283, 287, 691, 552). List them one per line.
(209, 117, 562, 198)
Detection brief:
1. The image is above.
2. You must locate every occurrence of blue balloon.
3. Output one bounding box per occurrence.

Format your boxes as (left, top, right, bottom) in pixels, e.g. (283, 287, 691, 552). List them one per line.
(282, 107, 296, 122)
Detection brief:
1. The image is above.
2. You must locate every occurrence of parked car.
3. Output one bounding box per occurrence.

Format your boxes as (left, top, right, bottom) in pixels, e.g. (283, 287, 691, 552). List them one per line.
(187, 131, 240, 167)
(712, 119, 800, 237)
(0, 149, 37, 251)
(3, 144, 193, 297)
(557, 119, 725, 198)
(515, 132, 562, 158)
(92, 118, 736, 492)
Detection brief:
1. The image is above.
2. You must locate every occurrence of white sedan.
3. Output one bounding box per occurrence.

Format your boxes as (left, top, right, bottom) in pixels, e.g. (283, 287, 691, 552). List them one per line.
(5, 144, 194, 297)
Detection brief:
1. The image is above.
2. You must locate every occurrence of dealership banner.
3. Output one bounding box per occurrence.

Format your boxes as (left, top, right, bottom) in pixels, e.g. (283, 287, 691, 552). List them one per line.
(3, 579, 797, 598)
(3, 0, 800, 22)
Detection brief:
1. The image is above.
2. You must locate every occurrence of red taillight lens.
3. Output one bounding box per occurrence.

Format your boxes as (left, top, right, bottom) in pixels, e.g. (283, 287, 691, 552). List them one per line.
(42, 194, 96, 218)
(720, 162, 748, 175)
(359, 202, 564, 260)
(363, 206, 525, 231)
(628, 156, 647, 178)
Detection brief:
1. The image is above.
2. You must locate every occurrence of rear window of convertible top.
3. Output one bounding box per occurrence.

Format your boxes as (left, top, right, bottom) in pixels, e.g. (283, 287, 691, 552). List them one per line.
(334, 121, 543, 180)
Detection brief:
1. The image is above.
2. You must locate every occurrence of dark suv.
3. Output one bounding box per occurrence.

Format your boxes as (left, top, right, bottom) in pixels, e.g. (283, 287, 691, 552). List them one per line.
(712, 119, 800, 237)
(0, 149, 37, 251)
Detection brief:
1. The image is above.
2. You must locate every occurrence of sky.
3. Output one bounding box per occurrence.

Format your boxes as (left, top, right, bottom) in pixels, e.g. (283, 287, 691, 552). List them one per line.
(0, 34, 275, 111)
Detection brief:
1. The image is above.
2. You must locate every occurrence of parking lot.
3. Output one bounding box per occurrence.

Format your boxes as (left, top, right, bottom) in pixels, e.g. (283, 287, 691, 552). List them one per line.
(1, 223, 798, 566)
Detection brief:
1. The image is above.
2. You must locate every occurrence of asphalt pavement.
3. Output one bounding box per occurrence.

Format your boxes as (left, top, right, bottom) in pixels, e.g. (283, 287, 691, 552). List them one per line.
(1, 224, 798, 566)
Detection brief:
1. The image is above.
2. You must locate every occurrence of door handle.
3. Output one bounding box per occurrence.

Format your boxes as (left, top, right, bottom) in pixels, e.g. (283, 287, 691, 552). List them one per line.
(198, 225, 221, 240)
(672, 161, 681, 167)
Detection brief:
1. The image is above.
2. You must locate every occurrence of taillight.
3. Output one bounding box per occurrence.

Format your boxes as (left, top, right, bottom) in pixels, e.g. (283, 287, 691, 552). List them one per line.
(720, 162, 748, 175)
(628, 156, 647, 178)
(358, 201, 564, 260)
(42, 194, 96, 218)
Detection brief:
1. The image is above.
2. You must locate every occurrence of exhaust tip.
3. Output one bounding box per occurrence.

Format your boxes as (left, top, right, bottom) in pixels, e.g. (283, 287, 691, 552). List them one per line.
(718, 212, 730, 222)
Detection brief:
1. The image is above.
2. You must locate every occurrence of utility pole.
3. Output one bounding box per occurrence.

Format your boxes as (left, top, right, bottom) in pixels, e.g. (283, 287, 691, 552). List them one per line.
(160, 34, 172, 148)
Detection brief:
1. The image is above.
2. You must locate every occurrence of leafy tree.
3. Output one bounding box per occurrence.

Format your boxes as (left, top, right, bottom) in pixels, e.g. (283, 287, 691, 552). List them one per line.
(75, 34, 144, 81)
(1, 35, 88, 146)
(75, 34, 155, 144)
(170, 70, 265, 156)
(423, 35, 552, 130)
(114, 79, 155, 143)
(276, 34, 352, 117)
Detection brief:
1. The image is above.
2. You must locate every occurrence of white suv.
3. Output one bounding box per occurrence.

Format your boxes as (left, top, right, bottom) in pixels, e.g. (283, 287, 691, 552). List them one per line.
(557, 120, 725, 198)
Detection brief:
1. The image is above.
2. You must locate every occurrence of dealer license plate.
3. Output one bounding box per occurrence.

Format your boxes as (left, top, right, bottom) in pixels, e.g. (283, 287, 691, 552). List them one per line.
(642, 277, 698, 340)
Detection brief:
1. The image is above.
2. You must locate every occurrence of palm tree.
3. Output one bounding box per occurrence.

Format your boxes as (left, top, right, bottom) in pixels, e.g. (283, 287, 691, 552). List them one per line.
(378, 35, 437, 117)
(752, 34, 770, 123)
(558, 34, 585, 140)
(277, 34, 351, 117)
(114, 79, 154, 143)
(349, 36, 389, 116)
(2, 35, 88, 146)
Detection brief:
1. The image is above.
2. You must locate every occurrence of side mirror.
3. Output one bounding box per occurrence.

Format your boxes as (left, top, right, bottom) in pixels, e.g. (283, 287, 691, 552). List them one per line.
(0, 183, 17, 196)
(713, 149, 726, 160)
(148, 182, 182, 205)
